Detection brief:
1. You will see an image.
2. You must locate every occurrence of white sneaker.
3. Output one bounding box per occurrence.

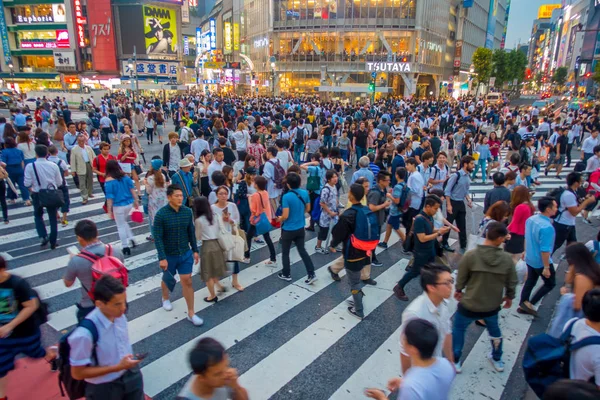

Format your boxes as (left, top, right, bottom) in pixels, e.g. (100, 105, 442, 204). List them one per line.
(187, 314, 204, 326)
(162, 299, 173, 311)
(487, 353, 505, 372)
(454, 361, 462, 374)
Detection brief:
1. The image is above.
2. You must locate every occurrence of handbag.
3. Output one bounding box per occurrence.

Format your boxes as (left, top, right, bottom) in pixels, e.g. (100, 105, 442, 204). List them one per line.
(252, 193, 273, 236)
(0, 166, 7, 180)
(306, 166, 321, 192)
(177, 171, 195, 207)
(32, 163, 65, 208)
(130, 208, 144, 223)
(227, 225, 246, 262)
(215, 212, 235, 252)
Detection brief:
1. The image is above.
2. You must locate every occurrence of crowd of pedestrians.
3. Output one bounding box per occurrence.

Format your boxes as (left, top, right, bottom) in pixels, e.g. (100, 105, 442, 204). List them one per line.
(1, 92, 600, 400)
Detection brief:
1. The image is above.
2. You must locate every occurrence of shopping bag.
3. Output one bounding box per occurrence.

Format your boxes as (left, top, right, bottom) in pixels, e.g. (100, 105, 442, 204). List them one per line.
(130, 209, 144, 223)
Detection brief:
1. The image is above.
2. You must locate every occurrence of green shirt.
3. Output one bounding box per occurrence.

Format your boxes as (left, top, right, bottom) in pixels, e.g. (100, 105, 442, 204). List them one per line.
(152, 204, 198, 260)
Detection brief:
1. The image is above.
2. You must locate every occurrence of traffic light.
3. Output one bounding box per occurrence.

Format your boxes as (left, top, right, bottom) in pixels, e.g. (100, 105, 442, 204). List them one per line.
(368, 82, 375, 92)
(154, 76, 159, 84)
(525, 68, 532, 80)
(585, 72, 592, 78)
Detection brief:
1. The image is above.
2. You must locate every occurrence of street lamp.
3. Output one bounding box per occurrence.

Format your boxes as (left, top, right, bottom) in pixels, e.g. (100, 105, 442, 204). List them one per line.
(270, 61, 276, 100)
(7, 62, 14, 88)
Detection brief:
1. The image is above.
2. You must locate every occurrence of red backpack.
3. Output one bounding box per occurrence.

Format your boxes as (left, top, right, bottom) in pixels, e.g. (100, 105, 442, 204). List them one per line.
(587, 169, 600, 199)
(77, 245, 128, 300)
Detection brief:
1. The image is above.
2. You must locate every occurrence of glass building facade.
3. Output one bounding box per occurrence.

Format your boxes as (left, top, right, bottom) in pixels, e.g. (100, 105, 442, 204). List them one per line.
(242, 0, 453, 97)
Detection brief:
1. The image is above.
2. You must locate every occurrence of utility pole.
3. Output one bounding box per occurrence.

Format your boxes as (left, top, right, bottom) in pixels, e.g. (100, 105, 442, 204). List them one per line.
(134, 45, 139, 103)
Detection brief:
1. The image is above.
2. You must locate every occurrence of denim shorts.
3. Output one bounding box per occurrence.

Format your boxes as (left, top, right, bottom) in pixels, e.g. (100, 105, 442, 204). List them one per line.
(166, 249, 194, 276)
(388, 214, 402, 230)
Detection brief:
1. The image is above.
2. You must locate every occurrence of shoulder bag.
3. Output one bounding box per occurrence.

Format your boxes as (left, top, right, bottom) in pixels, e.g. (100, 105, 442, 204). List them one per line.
(177, 171, 194, 207)
(252, 193, 274, 236)
(215, 211, 235, 253)
(33, 163, 65, 208)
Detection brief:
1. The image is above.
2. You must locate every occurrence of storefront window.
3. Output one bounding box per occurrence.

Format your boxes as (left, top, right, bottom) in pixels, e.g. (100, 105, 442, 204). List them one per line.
(10, 4, 67, 24)
(17, 56, 55, 73)
(17, 31, 59, 49)
(273, 0, 413, 22)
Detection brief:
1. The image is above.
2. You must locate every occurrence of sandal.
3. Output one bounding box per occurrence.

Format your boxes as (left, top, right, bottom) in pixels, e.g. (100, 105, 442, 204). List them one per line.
(233, 283, 245, 291)
(265, 260, 276, 265)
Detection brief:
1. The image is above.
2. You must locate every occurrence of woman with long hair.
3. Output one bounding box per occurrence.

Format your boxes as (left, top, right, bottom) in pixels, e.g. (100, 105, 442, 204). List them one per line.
(144, 111, 156, 145)
(235, 167, 256, 233)
(505, 186, 535, 263)
(155, 111, 165, 144)
(471, 135, 490, 183)
(548, 242, 600, 337)
(104, 160, 138, 256)
(134, 108, 144, 135)
(477, 200, 510, 244)
(488, 131, 501, 172)
(144, 158, 168, 241)
(194, 196, 227, 302)
(88, 128, 102, 155)
(117, 134, 141, 196)
(17, 131, 35, 166)
(245, 176, 277, 264)
(212, 186, 245, 291)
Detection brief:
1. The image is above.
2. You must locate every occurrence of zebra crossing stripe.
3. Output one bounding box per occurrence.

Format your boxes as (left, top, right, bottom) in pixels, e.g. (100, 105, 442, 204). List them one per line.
(141, 235, 403, 397)
(237, 259, 409, 400)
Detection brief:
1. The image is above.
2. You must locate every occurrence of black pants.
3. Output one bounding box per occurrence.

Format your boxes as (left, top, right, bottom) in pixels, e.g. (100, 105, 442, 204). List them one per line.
(101, 128, 111, 144)
(245, 224, 276, 261)
(0, 180, 7, 222)
(566, 143, 573, 166)
(85, 368, 144, 400)
(281, 228, 314, 277)
(32, 193, 58, 246)
(146, 128, 154, 143)
(519, 263, 556, 305)
(443, 200, 467, 249)
(398, 252, 435, 289)
(552, 222, 577, 255)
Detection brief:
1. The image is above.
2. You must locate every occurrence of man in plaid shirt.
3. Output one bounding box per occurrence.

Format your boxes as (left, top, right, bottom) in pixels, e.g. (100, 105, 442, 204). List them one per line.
(152, 184, 202, 326)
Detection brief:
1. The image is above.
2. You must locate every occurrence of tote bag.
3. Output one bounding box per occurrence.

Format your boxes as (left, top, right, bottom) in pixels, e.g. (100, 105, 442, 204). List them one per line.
(227, 226, 246, 262)
(252, 194, 273, 236)
(215, 212, 235, 252)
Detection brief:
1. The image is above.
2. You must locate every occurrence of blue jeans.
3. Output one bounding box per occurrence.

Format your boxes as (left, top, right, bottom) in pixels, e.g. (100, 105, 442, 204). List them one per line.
(340, 149, 349, 162)
(323, 135, 333, 148)
(294, 144, 304, 164)
(471, 159, 488, 183)
(355, 146, 366, 167)
(7, 169, 30, 201)
(452, 309, 503, 362)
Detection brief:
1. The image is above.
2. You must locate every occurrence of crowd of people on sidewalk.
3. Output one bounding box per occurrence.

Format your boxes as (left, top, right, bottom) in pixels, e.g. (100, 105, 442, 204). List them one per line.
(1, 92, 600, 399)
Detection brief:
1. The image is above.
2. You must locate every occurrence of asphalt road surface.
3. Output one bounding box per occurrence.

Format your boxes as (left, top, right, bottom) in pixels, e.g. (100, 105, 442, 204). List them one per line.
(0, 108, 597, 399)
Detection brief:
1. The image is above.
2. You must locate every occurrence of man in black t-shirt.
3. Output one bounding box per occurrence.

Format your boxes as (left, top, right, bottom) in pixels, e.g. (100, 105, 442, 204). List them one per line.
(546, 128, 568, 179)
(394, 195, 450, 302)
(353, 122, 369, 168)
(0, 255, 57, 385)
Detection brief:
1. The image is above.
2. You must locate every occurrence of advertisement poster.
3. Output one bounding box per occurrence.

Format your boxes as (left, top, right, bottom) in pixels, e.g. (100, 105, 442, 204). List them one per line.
(0, 5, 11, 64)
(224, 21, 232, 53)
(143, 5, 177, 55)
(52, 4, 67, 22)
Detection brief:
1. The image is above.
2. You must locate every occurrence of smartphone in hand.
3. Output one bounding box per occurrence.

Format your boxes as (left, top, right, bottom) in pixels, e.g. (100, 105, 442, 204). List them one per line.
(132, 352, 148, 361)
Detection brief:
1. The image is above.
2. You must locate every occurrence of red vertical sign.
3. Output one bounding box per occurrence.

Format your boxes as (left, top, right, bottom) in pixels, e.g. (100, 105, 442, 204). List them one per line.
(87, 0, 118, 72)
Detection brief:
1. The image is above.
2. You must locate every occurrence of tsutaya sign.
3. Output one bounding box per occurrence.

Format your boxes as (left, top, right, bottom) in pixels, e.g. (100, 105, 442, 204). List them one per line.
(366, 62, 412, 73)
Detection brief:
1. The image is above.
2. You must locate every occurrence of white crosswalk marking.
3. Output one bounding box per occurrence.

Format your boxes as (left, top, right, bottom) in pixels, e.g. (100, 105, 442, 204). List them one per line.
(2, 157, 571, 399)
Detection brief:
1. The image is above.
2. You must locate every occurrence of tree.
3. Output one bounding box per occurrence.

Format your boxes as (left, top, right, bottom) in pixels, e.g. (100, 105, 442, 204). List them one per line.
(472, 47, 493, 96)
(492, 49, 509, 88)
(593, 62, 600, 86)
(506, 49, 528, 92)
(552, 67, 568, 87)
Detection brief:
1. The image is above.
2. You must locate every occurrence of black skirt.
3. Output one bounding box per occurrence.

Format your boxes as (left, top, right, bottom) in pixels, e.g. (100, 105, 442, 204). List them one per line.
(504, 233, 524, 254)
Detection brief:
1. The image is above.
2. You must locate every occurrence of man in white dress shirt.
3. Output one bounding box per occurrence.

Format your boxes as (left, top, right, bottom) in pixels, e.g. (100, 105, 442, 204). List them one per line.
(24, 145, 64, 250)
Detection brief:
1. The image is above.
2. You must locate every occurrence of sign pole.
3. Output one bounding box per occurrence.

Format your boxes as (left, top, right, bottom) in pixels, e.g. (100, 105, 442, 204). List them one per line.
(133, 45, 139, 103)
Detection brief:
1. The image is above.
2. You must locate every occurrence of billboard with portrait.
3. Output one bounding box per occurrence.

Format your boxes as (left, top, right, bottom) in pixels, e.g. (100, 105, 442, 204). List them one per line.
(142, 4, 177, 55)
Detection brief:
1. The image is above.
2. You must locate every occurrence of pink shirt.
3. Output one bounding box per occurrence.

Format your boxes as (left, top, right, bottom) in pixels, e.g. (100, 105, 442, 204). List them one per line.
(508, 203, 533, 235)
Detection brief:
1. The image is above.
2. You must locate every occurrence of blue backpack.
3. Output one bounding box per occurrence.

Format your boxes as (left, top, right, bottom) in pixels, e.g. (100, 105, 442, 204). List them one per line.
(593, 241, 600, 264)
(523, 318, 600, 398)
(349, 205, 380, 255)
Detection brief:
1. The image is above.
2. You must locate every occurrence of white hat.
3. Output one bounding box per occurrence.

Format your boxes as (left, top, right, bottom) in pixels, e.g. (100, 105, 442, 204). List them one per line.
(179, 158, 193, 168)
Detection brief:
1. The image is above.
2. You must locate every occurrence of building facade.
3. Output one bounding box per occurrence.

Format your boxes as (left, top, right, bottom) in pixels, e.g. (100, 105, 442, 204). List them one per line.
(235, 0, 508, 98)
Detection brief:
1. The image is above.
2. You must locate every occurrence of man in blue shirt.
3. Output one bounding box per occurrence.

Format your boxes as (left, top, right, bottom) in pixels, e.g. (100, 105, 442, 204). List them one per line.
(442, 156, 474, 254)
(276, 172, 315, 283)
(391, 143, 406, 186)
(171, 158, 194, 207)
(518, 196, 558, 316)
(14, 109, 26, 128)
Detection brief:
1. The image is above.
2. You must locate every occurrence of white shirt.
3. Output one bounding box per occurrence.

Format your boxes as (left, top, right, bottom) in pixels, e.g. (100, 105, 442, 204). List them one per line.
(231, 130, 250, 151)
(190, 138, 210, 162)
(68, 308, 133, 384)
(555, 189, 578, 226)
(179, 127, 192, 143)
(566, 318, 600, 383)
(194, 215, 220, 241)
(586, 155, 600, 172)
(24, 159, 63, 193)
(276, 149, 293, 172)
(407, 171, 424, 210)
(582, 136, 599, 154)
(263, 158, 282, 199)
(399, 293, 452, 357)
(211, 203, 240, 234)
(207, 160, 225, 189)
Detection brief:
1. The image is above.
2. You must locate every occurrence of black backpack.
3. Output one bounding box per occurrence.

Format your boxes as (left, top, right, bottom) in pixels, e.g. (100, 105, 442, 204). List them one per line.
(295, 126, 306, 145)
(546, 187, 571, 220)
(57, 319, 99, 400)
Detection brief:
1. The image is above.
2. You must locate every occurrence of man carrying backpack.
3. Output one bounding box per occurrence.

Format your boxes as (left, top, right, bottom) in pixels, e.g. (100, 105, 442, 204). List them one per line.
(263, 146, 284, 215)
(330, 183, 377, 320)
(442, 156, 475, 254)
(0, 255, 57, 399)
(378, 167, 408, 249)
(293, 119, 307, 164)
(67, 275, 144, 400)
(566, 289, 600, 383)
(366, 171, 392, 267)
(394, 195, 450, 302)
(64, 220, 125, 323)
